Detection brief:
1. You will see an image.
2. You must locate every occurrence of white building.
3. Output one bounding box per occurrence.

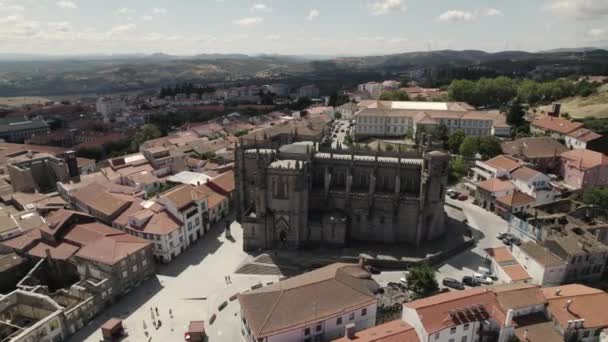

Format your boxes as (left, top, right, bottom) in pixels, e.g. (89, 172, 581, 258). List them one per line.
(156, 184, 209, 246)
(512, 241, 567, 286)
(297, 85, 320, 99)
(238, 263, 378, 342)
(485, 247, 532, 284)
(510, 166, 555, 205)
(96, 96, 126, 122)
(357, 82, 385, 99)
(565, 128, 603, 150)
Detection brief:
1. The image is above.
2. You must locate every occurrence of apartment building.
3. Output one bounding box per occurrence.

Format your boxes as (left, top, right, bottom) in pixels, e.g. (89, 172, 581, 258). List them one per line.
(354, 101, 510, 140)
(238, 263, 378, 342)
(511, 241, 567, 286)
(560, 149, 608, 190)
(0, 116, 50, 143)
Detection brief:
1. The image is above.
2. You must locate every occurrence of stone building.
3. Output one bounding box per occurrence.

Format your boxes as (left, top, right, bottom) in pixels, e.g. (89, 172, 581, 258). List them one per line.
(235, 139, 450, 251)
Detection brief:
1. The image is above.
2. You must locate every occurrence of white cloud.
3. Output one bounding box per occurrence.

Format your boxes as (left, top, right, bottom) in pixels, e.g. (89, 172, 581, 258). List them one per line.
(437, 10, 475, 22)
(152, 8, 167, 14)
(141, 15, 153, 21)
(264, 34, 280, 40)
(233, 17, 263, 26)
(307, 9, 320, 21)
(587, 28, 606, 37)
(544, 0, 608, 20)
(482, 8, 502, 17)
(107, 23, 136, 35)
(369, 0, 406, 16)
(116, 8, 134, 15)
(47, 21, 72, 33)
(388, 37, 408, 44)
(251, 4, 271, 12)
(56, 1, 77, 9)
(0, 4, 24, 12)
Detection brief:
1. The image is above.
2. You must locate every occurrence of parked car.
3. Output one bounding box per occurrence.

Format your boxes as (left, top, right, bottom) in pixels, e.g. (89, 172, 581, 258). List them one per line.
(457, 194, 469, 201)
(442, 277, 465, 290)
(477, 267, 498, 280)
(497, 232, 508, 240)
(473, 273, 494, 285)
(462, 276, 481, 287)
(366, 265, 380, 275)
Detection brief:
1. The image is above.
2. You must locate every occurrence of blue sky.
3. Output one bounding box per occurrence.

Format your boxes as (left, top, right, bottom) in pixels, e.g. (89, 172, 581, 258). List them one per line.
(0, 0, 607, 55)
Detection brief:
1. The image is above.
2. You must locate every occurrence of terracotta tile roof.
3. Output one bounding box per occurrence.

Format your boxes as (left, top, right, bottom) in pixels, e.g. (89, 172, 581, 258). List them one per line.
(483, 155, 524, 172)
(477, 178, 515, 193)
(332, 320, 418, 342)
(511, 166, 542, 182)
(71, 182, 132, 217)
(501, 137, 568, 160)
(74, 224, 150, 265)
(197, 184, 226, 209)
(513, 314, 563, 342)
(494, 285, 546, 310)
(496, 192, 535, 208)
(541, 284, 604, 300)
(545, 289, 608, 329)
(161, 184, 208, 210)
(0, 228, 41, 250)
(501, 264, 532, 282)
(208, 170, 235, 193)
(561, 149, 608, 170)
(28, 241, 79, 260)
(531, 116, 583, 134)
(485, 247, 516, 263)
(238, 263, 378, 338)
(403, 288, 506, 334)
(566, 128, 602, 142)
(518, 241, 565, 267)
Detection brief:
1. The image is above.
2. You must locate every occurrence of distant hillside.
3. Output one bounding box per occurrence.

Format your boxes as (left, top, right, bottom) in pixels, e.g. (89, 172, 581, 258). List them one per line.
(537, 83, 608, 119)
(1, 49, 607, 97)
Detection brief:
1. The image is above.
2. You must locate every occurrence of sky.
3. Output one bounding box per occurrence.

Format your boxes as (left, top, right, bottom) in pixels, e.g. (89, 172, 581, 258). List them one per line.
(0, 0, 607, 55)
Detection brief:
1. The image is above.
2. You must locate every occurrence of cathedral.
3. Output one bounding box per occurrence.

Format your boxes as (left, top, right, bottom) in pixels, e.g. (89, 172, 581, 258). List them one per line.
(235, 139, 450, 251)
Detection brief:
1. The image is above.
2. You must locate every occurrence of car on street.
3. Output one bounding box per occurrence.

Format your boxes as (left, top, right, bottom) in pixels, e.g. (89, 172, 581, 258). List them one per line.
(366, 265, 380, 274)
(473, 273, 494, 285)
(442, 277, 465, 290)
(457, 194, 469, 201)
(462, 276, 481, 287)
(477, 267, 498, 280)
(497, 232, 508, 240)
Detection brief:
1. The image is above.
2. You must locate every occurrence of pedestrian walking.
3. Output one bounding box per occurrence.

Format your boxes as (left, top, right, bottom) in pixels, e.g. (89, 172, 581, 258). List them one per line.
(155, 307, 159, 315)
(169, 308, 172, 318)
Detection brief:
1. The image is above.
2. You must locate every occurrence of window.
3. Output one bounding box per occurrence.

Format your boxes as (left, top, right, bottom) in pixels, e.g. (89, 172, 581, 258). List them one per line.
(583, 331, 590, 338)
(132, 265, 138, 272)
(461, 336, 467, 342)
(450, 327, 457, 334)
(349, 312, 355, 321)
(595, 329, 602, 337)
(195, 218, 200, 225)
(435, 333, 440, 340)
(336, 317, 342, 325)
(464, 323, 469, 331)
(316, 324, 322, 332)
(361, 308, 367, 316)
(142, 260, 148, 267)
(188, 222, 193, 230)
(122, 271, 128, 278)
(304, 327, 310, 336)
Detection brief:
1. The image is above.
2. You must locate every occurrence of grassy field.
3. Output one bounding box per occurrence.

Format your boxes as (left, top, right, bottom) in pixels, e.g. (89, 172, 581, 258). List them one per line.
(538, 83, 608, 119)
(0, 96, 52, 107)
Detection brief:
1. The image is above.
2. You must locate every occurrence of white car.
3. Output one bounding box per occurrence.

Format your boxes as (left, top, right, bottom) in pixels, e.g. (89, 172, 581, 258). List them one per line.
(473, 273, 494, 285)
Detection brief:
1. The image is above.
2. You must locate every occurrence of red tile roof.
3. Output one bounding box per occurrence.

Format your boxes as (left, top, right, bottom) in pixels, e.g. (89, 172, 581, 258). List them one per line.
(332, 320, 418, 342)
(531, 116, 583, 135)
(485, 247, 515, 263)
(477, 178, 515, 193)
(403, 288, 506, 334)
(496, 192, 535, 208)
(566, 128, 602, 142)
(511, 166, 542, 182)
(483, 155, 524, 172)
(561, 149, 608, 170)
(208, 170, 235, 194)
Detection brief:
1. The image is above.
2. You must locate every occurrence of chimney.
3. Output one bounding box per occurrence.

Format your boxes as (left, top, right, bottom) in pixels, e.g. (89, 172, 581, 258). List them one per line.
(345, 323, 356, 340)
(555, 289, 562, 296)
(564, 299, 573, 311)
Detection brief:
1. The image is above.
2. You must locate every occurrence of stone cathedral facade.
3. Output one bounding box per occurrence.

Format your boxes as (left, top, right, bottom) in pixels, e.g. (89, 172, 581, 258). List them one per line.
(235, 140, 450, 251)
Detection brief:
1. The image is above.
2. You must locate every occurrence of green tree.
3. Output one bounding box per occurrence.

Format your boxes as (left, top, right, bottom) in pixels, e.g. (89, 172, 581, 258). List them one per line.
(406, 263, 439, 298)
(334, 111, 342, 120)
(447, 130, 466, 154)
(379, 90, 410, 101)
(582, 187, 608, 208)
(432, 123, 449, 147)
(132, 124, 163, 150)
(343, 132, 354, 146)
(449, 156, 467, 182)
(506, 98, 526, 127)
(478, 136, 502, 159)
(459, 136, 480, 158)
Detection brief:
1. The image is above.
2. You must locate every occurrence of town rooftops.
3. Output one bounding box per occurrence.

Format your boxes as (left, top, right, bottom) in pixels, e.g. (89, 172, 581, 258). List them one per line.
(518, 241, 566, 267)
(561, 149, 608, 170)
(71, 183, 132, 217)
(208, 171, 235, 193)
(513, 314, 563, 342)
(403, 288, 506, 334)
(493, 284, 546, 311)
(496, 192, 535, 208)
(485, 247, 532, 282)
(531, 115, 584, 134)
(332, 320, 418, 342)
(501, 137, 569, 160)
(477, 178, 515, 193)
(167, 171, 213, 186)
(238, 263, 378, 338)
(511, 166, 543, 182)
(567, 128, 603, 142)
(483, 155, 524, 172)
(542, 284, 608, 329)
(160, 184, 207, 210)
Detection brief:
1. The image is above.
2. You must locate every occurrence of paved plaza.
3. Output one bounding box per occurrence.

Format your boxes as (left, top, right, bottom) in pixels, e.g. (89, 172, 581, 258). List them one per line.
(71, 220, 279, 342)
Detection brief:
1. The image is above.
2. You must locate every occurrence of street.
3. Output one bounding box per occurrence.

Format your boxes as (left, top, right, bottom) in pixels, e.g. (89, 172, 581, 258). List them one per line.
(331, 119, 353, 148)
(373, 197, 509, 288)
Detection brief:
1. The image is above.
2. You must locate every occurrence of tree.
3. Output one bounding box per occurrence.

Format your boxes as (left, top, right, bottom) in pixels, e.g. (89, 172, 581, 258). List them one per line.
(478, 136, 502, 159)
(343, 132, 354, 146)
(459, 136, 480, 158)
(379, 90, 410, 101)
(432, 123, 449, 147)
(77, 146, 104, 161)
(334, 111, 342, 120)
(132, 124, 163, 150)
(506, 98, 526, 127)
(449, 156, 467, 182)
(447, 130, 466, 154)
(582, 187, 608, 208)
(406, 263, 438, 298)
